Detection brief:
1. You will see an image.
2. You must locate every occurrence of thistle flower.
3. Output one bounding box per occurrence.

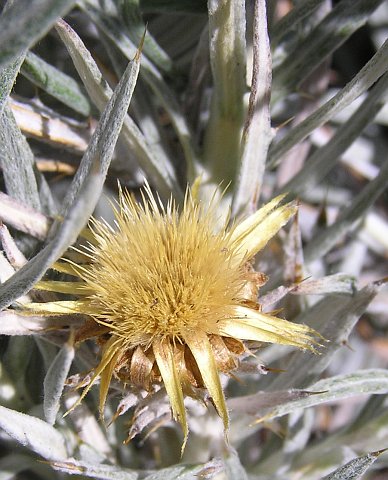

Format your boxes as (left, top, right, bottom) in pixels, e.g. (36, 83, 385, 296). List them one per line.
(25, 186, 317, 447)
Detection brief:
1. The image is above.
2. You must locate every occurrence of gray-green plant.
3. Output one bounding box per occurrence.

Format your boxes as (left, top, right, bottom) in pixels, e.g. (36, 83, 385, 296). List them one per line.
(0, 0, 387, 479)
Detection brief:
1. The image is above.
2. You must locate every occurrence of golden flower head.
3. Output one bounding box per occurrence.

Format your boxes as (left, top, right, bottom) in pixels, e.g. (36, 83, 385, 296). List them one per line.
(28, 185, 317, 448)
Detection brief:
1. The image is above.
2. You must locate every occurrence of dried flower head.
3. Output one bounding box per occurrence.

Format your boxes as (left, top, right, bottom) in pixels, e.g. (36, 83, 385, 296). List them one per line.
(27, 186, 317, 447)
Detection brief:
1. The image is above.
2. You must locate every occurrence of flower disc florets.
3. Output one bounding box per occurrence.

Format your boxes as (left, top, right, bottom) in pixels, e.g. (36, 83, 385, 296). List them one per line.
(28, 185, 318, 448)
(82, 191, 244, 346)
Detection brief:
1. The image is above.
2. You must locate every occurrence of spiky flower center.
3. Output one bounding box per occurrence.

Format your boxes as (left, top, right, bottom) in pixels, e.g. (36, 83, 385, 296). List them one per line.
(81, 195, 243, 346)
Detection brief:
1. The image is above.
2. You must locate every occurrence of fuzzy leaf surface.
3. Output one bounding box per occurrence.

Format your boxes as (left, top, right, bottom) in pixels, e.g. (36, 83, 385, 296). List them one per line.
(277, 71, 388, 199)
(50, 460, 138, 479)
(0, 0, 77, 70)
(43, 336, 75, 425)
(0, 405, 67, 460)
(257, 370, 388, 421)
(268, 282, 381, 390)
(21, 52, 91, 116)
(269, 38, 388, 166)
(232, 0, 272, 216)
(273, 0, 385, 94)
(79, 0, 195, 184)
(322, 449, 387, 480)
(55, 18, 179, 199)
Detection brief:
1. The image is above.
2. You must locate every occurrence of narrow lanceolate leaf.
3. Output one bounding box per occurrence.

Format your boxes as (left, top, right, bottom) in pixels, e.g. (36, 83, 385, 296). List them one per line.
(268, 281, 383, 390)
(143, 459, 224, 480)
(289, 273, 356, 296)
(232, 0, 272, 217)
(0, 44, 141, 310)
(304, 159, 388, 264)
(228, 389, 316, 415)
(21, 52, 91, 116)
(0, 106, 56, 215)
(0, 106, 41, 211)
(271, 0, 326, 46)
(55, 19, 178, 200)
(50, 460, 138, 479)
(119, 0, 173, 73)
(43, 334, 75, 425)
(272, 0, 385, 95)
(269, 38, 388, 167)
(223, 449, 249, 480)
(0, 24, 25, 117)
(256, 370, 388, 421)
(321, 449, 387, 480)
(0, 405, 67, 460)
(77, 0, 195, 189)
(203, 0, 247, 184)
(0, 0, 77, 70)
(276, 71, 388, 199)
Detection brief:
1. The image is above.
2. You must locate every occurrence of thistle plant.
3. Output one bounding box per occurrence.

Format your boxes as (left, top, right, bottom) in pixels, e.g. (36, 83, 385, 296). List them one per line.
(0, 1, 388, 479)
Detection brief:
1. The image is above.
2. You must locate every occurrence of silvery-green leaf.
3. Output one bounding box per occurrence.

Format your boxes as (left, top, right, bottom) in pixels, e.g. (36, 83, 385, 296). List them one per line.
(63, 394, 114, 462)
(322, 449, 387, 480)
(260, 369, 388, 421)
(0, 106, 41, 211)
(276, 71, 388, 199)
(268, 281, 382, 390)
(260, 274, 355, 308)
(232, 0, 272, 216)
(119, 0, 173, 73)
(143, 458, 223, 480)
(271, 0, 326, 46)
(290, 274, 356, 296)
(0, 0, 77, 70)
(304, 160, 388, 264)
(0, 25, 24, 117)
(203, 0, 246, 184)
(79, 0, 196, 184)
(21, 52, 91, 116)
(0, 105, 56, 216)
(0, 405, 67, 460)
(228, 390, 317, 416)
(50, 460, 138, 479)
(223, 448, 249, 480)
(43, 334, 75, 425)
(273, 0, 385, 95)
(0, 42, 141, 310)
(269, 38, 388, 167)
(55, 18, 179, 199)
(292, 409, 388, 477)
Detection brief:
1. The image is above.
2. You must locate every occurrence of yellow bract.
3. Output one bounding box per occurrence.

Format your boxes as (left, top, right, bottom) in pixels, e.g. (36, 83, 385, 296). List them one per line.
(25, 185, 317, 448)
